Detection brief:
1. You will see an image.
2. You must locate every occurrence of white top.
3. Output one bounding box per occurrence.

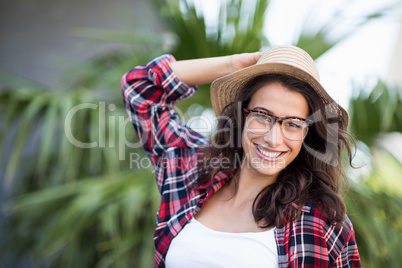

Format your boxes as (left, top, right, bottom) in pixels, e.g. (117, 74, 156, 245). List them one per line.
(165, 218, 278, 268)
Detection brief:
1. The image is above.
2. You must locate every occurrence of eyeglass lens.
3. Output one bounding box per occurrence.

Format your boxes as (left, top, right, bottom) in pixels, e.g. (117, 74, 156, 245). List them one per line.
(246, 112, 308, 140)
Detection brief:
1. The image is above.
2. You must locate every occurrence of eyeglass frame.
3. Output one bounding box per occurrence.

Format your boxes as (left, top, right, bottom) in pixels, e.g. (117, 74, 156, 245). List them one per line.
(243, 108, 313, 141)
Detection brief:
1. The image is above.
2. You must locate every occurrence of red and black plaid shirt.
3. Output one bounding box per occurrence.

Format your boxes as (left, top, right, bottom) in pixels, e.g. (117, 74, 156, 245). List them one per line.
(121, 55, 361, 268)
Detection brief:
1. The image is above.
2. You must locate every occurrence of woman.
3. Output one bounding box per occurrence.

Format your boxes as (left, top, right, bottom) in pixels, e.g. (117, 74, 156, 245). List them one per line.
(121, 46, 361, 267)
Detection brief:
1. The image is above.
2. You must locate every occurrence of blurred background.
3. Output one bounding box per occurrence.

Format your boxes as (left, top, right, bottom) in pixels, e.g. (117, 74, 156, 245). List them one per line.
(0, 0, 401, 267)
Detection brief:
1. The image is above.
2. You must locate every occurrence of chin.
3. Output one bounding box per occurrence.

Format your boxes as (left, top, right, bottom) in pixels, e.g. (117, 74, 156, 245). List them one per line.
(247, 156, 288, 177)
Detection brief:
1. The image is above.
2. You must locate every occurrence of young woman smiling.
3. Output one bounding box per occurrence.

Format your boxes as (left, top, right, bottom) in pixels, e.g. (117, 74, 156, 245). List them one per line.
(121, 45, 361, 267)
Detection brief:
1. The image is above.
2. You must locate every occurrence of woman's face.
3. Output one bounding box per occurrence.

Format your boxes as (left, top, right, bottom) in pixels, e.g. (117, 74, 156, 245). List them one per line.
(241, 82, 309, 181)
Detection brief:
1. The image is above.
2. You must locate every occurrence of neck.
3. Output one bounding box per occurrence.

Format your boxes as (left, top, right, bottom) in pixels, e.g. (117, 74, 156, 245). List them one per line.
(226, 167, 277, 205)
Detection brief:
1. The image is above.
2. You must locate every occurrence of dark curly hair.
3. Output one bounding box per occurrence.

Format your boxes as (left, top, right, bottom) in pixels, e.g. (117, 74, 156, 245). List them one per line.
(196, 74, 355, 228)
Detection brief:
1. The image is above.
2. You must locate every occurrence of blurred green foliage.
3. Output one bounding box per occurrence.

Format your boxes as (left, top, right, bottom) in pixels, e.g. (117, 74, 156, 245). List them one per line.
(0, 0, 401, 267)
(349, 81, 402, 145)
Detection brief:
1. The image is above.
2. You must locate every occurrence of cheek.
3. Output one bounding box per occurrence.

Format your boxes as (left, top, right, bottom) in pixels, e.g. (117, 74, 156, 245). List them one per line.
(288, 141, 303, 155)
(241, 129, 249, 151)
(241, 129, 256, 151)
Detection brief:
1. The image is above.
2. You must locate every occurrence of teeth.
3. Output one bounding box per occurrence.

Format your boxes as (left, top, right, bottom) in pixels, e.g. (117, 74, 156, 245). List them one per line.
(258, 146, 281, 158)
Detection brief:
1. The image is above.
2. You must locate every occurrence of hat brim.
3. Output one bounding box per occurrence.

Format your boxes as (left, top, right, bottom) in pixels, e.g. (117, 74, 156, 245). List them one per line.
(210, 62, 349, 127)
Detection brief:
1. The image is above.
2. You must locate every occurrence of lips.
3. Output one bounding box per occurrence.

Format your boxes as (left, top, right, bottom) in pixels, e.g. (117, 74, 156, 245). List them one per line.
(255, 144, 285, 160)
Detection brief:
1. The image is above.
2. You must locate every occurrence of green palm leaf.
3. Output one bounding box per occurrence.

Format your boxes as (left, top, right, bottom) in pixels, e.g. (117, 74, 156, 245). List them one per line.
(2, 171, 159, 268)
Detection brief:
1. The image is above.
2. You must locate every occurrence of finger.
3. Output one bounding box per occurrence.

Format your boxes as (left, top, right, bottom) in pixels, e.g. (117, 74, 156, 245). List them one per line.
(253, 52, 263, 63)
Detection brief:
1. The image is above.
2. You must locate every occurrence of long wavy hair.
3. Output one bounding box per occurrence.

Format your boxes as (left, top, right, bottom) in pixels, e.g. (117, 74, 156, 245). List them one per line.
(196, 74, 355, 228)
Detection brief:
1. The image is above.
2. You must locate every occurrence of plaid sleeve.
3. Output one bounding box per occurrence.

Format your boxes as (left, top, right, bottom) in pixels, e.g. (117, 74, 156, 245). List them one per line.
(120, 55, 207, 190)
(279, 205, 362, 268)
(331, 215, 361, 268)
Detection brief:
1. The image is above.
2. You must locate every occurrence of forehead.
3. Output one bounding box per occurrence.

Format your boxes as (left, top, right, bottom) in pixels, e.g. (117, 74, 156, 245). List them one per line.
(248, 82, 309, 118)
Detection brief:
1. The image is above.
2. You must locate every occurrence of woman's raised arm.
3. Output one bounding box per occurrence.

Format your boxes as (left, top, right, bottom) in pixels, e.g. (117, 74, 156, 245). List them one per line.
(170, 52, 263, 86)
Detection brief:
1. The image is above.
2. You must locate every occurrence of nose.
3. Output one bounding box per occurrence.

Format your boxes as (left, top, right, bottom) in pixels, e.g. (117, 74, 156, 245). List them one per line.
(263, 122, 284, 147)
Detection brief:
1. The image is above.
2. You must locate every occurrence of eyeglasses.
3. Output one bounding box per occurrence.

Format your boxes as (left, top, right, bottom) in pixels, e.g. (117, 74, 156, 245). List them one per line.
(243, 108, 312, 141)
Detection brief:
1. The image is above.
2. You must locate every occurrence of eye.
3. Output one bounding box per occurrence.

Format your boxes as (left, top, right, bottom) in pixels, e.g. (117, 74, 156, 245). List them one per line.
(251, 113, 273, 122)
(284, 120, 304, 129)
(251, 112, 269, 119)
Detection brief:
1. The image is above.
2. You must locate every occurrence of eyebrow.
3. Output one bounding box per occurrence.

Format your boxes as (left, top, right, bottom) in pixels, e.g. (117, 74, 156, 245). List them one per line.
(252, 106, 307, 120)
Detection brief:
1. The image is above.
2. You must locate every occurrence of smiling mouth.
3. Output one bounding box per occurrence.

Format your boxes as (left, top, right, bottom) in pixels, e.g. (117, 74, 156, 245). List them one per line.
(256, 145, 285, 159)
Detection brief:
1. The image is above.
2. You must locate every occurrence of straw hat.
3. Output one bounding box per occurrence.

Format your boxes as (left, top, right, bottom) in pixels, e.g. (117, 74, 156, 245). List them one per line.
(210, 45, 349, 127)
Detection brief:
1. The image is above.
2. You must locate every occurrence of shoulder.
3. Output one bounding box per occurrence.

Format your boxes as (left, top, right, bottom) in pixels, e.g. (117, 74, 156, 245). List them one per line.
(298, 201, 355, 245)
(278, 201, 360, 267)
(304, 204, 360, 267)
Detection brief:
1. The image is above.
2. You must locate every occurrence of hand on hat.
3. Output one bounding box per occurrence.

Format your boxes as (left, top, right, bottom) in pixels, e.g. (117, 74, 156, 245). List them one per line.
(230, 52, 263, 73)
